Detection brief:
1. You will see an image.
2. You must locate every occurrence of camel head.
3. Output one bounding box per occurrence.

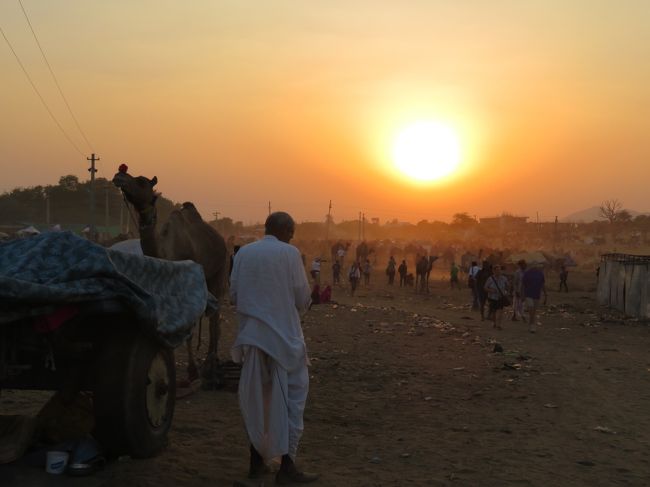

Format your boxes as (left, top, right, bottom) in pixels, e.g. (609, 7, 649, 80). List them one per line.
(112, 170, 159, 211)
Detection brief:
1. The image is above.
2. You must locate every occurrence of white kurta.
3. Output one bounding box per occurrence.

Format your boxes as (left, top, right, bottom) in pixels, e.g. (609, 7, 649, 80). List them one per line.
(230, 235, 312, 460)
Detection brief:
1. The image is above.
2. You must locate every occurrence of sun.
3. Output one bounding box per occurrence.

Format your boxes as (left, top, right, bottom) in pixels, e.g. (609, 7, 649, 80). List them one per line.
(392, 121, 461, 182)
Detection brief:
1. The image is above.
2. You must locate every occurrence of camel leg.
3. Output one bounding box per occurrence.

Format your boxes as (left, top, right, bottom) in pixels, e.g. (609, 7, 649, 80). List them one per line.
(201, 310, 223, 390)
(207, 310, 220, 359)
(186, 325, 199, 382)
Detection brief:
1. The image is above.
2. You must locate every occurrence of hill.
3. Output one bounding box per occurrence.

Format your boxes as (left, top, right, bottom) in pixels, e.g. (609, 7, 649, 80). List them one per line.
(563, 206, 649, 222)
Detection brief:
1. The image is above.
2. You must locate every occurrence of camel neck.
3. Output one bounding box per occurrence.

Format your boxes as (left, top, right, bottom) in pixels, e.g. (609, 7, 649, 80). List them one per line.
(138, 205, 157, 228)
(137, 205, 159, 257)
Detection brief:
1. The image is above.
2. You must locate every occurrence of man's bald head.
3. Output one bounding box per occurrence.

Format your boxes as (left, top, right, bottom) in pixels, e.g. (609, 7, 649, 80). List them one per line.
(265, 212, 295, 243)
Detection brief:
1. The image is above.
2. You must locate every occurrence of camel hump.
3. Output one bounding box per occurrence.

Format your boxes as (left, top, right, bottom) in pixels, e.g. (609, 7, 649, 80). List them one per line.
(180, 202, 204, 224)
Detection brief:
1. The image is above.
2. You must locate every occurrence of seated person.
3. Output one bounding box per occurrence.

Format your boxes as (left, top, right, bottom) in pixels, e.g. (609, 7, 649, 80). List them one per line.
(320, 284, 332, 304)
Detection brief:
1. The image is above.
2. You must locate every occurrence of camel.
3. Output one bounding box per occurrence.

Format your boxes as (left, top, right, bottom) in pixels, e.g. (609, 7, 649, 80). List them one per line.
(355, 240, 374, 263)
(415, 255, 438, 293)
(112, 168, 227, 388)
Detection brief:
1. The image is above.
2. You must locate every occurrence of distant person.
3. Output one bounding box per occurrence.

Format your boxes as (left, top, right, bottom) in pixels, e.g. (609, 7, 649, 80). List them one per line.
(405, 273, 415, 287)
(229, 244, 241, 284)
(336, 245, 346, 266)
(523, 264, 547, 333)
(559, 264, 569, 292)
(363, 259, 372, 285)
(349, 261, 361, 296)
(332, 260, 341, 285)
(484, 264, 510, 330)
(475, 261, 492, 321)
(450, 261, 460, 290)
(310, 257, 321, 284)
(512, 260, 527, 321)
(398, 260, 408, 287)
(386, 256, 397, 285)
(468, 260, 481, 310)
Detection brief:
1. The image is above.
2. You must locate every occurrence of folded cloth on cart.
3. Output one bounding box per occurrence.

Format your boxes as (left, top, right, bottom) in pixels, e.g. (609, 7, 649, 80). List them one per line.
(0, 231, 217, 347)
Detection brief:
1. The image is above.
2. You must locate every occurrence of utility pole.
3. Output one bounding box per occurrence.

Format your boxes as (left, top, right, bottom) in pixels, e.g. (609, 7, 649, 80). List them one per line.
(212, 210, 221, 232)
(358, 212, 362, 241)
(268, 201, 271, 216)
(45, 192, 50, 225)
(105, 187, 110, 230)
(87, 153, 99, 241)
(362, 212, 365, 240)
(325, 200, 332, 242)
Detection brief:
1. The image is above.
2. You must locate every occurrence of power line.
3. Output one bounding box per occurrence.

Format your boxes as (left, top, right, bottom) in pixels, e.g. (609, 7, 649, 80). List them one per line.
(18, 0, 94, 153)
(0, 24, 84, 157)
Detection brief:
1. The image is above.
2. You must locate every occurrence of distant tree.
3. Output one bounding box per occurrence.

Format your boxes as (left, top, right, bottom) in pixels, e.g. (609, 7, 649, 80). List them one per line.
(599, 199, 623, 224)
(58, 175, 79, 191)
(452, 212, 476, 225)
(617, 209, 632, 222)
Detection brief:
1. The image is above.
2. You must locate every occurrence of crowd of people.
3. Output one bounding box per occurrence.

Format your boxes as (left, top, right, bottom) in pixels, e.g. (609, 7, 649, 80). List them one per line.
(467, 259, 548, 332)
(301, 250, 561, 336)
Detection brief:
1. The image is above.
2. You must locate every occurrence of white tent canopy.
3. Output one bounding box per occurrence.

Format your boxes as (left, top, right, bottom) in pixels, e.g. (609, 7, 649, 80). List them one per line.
(17, 226, 40, 236)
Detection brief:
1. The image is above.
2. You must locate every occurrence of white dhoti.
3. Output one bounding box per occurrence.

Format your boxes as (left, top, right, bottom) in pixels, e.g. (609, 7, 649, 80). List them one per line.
(237, 345, 309, 461)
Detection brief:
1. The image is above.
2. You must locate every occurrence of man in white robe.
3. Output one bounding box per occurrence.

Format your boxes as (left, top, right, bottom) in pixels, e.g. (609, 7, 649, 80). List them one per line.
(230, 212, 319, 484)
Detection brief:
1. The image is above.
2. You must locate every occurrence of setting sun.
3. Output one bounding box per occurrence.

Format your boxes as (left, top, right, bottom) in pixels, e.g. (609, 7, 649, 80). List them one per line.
(392, 121, 462, 183)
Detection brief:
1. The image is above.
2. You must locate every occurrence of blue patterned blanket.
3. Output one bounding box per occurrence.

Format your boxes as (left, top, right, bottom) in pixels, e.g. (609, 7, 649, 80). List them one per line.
(0, 232, 217, 347)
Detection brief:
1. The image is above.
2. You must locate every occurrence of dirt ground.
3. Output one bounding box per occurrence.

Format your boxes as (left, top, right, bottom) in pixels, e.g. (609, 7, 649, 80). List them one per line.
(2, 266, 650, 486)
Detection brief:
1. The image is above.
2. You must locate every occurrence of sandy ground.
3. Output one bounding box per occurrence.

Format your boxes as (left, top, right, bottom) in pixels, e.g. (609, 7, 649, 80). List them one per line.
(2, 268, 650, 486)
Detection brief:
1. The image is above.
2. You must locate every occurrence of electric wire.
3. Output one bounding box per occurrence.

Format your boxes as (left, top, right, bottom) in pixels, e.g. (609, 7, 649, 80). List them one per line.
(18, 0, 94, 153)
(0, 24, 85, 157)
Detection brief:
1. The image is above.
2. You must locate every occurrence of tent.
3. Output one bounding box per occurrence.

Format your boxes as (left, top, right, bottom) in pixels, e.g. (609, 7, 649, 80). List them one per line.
(16, 226, 40, 236)
(505, 251, 548, 266)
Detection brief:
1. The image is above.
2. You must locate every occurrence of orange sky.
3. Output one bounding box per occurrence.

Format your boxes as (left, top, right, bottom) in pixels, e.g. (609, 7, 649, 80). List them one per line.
(1, 1, 649, 224)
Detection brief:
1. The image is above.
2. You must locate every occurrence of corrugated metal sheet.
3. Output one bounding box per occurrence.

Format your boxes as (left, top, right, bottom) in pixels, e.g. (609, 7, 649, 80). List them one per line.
(598, 254, 650, 318)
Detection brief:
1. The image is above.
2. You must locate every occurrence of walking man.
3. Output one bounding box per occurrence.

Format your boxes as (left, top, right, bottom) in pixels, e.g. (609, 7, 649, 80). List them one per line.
(450, 261, 460, 290)
(386, 256, 397, 285)
(559, 264, 569, 292)
(230, 212, 319, 484)
(398, 260, 408, 287)
(522, 264, 547, 333)
(512, 259, 526, 321)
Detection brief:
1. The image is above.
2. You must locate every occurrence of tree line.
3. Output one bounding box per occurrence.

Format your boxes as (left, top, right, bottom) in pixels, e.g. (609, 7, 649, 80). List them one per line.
(0, 175, 179, 229)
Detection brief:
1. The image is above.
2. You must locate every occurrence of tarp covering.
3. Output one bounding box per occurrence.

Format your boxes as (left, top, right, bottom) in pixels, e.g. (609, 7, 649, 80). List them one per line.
(0, 232, 217, 347)
(110, 238, 143, 255)
(598, 255, 650, 318)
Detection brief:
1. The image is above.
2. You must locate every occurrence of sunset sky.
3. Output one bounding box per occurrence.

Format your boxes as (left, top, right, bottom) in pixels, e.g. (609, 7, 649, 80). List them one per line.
(1, 1, 649, 224)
